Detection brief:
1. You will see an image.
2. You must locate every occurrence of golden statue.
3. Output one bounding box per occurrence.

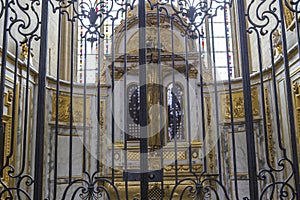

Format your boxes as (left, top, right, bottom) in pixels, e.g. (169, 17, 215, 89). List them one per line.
(147, 64, 164, 148)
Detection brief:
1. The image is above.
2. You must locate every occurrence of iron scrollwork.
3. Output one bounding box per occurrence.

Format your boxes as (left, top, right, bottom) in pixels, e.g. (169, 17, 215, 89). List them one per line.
(246, 0, 300, 199)
(61, 171, 121, 200)
(150, 0, 232, 39)
(283, 0, 300, 13)
(47, 0, 137, 199)
(258, 159, 296, 199)
(50, 0, 135, 42)
(145, 0, 233, 199)
(1, 0, 299, 199)
(0, 174, 34, 199)
(169, 177, 230, 199)
(0, 0, 41, 199)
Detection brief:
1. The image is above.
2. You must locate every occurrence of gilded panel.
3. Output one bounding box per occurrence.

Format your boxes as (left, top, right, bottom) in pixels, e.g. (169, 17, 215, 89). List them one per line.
(1, 86, 18, 190)
(220, 88, 259, 120)
(264, 87, 275, 167)
(1, 116, 12, 188)
(51, 93, 90, 123)
(99, 100, 105, 135)
(204, 96, 216, 173)
(284, 2, 295, 30)
(293, 81, 300, 149)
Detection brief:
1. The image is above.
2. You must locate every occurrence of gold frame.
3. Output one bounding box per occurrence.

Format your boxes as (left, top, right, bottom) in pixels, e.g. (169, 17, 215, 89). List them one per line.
(264, 87, 275, 168)
(284, 1, 297, 31)
(293, 81, 300, 178)
(220, 88, 260, 120)
(51, 93, 91, 124)
(1, 115, 12, 188)
(1, 85, 19, 190)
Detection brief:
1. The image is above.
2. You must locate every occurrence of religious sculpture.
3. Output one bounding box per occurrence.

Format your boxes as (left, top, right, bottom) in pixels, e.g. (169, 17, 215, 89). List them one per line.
(272, 29, 282, 58)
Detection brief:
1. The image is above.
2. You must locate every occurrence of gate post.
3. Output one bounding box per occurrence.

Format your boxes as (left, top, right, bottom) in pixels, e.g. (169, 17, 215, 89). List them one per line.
(236, 1, 259, 199)
(33, 0, 49, 199)
(0, 0, 10, 176)
(138, 0, 148, 199)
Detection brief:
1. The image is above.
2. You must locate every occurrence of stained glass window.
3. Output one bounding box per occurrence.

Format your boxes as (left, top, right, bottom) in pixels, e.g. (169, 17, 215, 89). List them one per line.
(77, 0, 126, 83)
(200, 4, 234, 80)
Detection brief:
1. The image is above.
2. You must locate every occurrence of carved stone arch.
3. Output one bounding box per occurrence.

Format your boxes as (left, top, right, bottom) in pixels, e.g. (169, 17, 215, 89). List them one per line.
(113, 6, 197, 55)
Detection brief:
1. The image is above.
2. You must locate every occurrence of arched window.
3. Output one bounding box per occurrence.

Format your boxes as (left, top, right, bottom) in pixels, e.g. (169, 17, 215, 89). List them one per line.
(167, 83, 184, 141)
(127, 83, 185, 142)
(127, 84, 140, 140)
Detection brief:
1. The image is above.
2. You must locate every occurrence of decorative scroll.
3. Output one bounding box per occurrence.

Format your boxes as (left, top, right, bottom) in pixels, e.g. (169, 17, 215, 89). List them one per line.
(258, 159, 296, 199)
(50, 0, 133, 38)
(169, 177, 230, 199)
(221, 88, 259, 120)
(61, 171, 120, 200)
(154, 0, 233, 39)
(51, 93, 90, 123)
(7, 0, 41, 47)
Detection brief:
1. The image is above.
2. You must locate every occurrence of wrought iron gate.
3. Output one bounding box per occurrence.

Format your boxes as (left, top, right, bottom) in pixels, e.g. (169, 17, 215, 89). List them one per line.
(1, 0, 300, 199)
